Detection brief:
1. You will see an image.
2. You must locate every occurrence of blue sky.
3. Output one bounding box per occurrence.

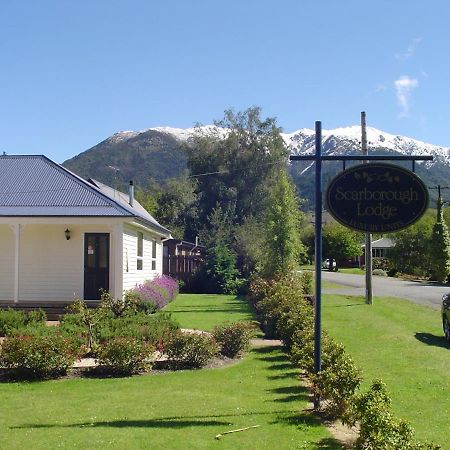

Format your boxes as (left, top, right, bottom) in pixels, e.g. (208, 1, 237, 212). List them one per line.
(1, 0, 448, 163)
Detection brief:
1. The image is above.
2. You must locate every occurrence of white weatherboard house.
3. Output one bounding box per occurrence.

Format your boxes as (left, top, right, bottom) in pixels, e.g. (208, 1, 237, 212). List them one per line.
(0, 155, 171, 304)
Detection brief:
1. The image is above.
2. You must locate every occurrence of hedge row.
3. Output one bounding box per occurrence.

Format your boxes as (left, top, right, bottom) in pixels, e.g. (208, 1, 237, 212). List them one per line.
(1, 292, 255, 379)
(248, 272, 440, 450)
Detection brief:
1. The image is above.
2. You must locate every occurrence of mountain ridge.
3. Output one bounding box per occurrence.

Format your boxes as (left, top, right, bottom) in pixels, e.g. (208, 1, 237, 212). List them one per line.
(62, 124, 450, 210)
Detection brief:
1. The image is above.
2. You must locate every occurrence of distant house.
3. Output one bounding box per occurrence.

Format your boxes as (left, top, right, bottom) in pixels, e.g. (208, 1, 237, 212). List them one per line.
(163, 238, 205, 281)
(357, 237, 395, 266)
(0, 155, 170, 306)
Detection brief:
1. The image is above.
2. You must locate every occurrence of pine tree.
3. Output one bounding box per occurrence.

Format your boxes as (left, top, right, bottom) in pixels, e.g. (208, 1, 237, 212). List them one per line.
(430, 197, 450, 283)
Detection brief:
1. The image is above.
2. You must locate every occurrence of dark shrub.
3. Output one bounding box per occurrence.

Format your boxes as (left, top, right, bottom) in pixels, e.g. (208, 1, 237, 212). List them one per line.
(164, 330, 218, 368)
(200, 245, 244, 294)
(96, 337, 154, 375)
(0, 333, 79, 379)
(213, 322, 255, 358)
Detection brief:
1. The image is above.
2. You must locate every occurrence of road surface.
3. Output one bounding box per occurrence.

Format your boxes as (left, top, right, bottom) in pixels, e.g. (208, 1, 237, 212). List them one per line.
(321, 271, 448, 310)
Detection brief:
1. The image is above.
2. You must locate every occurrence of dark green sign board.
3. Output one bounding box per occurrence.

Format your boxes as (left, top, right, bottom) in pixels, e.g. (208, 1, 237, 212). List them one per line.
(326, 163, 429, 233)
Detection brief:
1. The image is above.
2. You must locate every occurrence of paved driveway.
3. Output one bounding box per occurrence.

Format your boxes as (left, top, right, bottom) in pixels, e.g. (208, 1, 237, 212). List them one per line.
(322, 271, 448, 310)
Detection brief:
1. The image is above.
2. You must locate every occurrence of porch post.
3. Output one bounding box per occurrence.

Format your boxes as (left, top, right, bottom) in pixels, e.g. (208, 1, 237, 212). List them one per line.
(13, 223, 21, 303)
(112, 223, 124, 299)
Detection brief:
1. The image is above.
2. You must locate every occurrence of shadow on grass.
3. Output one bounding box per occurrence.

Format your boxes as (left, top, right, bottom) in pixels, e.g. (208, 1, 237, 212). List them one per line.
(11, 410, 301, 430)
(268, 385, 309, 403)
(267, 371, 298, 380)
(167, 308, 252, 314)
(415, 332, 449, 349)
(273, 413, 342, 449)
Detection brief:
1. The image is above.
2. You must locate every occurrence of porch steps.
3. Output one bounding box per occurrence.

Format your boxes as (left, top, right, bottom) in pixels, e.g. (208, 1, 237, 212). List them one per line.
(0, 301, 99, 321)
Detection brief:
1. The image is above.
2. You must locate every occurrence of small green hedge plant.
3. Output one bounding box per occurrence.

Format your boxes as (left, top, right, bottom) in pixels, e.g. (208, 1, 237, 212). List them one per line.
(0, 308, 46, 336)
(96, 337, 155, 375)
(213, 321, 255, 358)
(164, 330, 218, 368)
(0, 333, 79, 379)
(343, 380, 441, 450)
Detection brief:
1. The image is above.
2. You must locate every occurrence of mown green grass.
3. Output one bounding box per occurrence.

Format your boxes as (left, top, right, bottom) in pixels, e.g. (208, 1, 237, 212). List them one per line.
(163, 293, 255, 331)
(0, 293, 339, 449)
(0, 349, 338, 449)
(323, 294, 449, 447)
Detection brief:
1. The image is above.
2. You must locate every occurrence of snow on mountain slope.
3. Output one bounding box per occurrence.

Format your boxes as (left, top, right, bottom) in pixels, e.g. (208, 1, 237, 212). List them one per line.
(106, 124, 450, 167)
(283, 125, 450, 165)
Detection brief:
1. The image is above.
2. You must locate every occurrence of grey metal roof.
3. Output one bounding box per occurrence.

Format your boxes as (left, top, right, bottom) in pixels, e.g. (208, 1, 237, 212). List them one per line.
(362, 237, 395, 249)
(0, 155, 170, 236)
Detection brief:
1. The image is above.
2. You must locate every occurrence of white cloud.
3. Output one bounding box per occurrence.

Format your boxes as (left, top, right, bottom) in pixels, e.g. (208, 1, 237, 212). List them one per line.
(394, 76, 418, 117)
(395, 37, 422, 61)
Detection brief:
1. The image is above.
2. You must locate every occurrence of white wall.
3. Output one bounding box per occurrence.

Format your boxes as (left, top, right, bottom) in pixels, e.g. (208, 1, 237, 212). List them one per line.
(18, 224, 81, 301)
(0, 225, 14, 301)
(122, 223, 163, 291)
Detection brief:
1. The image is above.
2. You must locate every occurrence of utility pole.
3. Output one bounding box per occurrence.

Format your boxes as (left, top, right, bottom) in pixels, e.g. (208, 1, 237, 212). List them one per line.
(361, 112, 373, 305)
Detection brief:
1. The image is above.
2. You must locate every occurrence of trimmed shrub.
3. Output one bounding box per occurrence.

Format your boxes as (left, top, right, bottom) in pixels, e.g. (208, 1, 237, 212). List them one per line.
(0, 333, 79, 379)
(344, 380, 419, 450)
(372, 257, 392, 272)
(373, 268, 388, 277)
(310, 345, 362, 418)
(0, 309, 26, 336)
(96, 312, 179, 347)
(96, 337, 154, 375)
(0, 308, 47, 336)
(213, 322, 255, 358)
(255, 273, 312, 339)
(164, 330, 218, 368)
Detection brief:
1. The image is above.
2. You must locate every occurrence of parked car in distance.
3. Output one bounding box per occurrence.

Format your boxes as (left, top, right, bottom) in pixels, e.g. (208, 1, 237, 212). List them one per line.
(441, 293, 450, 341)
(322, 259, 336, 269)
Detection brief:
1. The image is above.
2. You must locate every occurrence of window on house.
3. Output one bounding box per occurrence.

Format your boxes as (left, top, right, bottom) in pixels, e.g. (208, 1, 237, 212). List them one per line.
(137, 232, 143, 270)
(151, 239, 157, 270)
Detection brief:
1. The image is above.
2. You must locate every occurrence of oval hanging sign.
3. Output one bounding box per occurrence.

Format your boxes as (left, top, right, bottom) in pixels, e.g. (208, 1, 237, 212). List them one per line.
(326, 163, 429, 233)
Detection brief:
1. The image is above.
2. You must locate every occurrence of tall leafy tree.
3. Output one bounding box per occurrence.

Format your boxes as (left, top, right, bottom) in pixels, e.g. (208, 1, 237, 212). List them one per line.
(322, 223, 362, 269)
(430, 198, 450, 283)
(188, 107, 288, 228)
(390, 210, 434, 276)
(263, 169, 307, 277)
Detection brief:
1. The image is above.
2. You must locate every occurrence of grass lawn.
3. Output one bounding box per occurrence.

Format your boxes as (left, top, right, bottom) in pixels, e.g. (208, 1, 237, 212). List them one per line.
(163, 293, 255, 331)
(0, 294, 340, 449)
(0, 347, 340, 450)
(323, 294, 449, 448)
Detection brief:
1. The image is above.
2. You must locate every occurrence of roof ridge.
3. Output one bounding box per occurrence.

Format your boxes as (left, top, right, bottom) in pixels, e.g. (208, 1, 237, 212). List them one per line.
(39, 155, 133, 216)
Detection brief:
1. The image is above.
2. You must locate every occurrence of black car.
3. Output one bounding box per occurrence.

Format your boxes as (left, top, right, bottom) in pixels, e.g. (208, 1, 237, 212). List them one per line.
(442, 294, 450, 341)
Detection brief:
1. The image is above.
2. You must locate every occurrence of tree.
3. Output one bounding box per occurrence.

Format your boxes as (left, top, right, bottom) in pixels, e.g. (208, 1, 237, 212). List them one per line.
(322, 223, 362, 270)
(430, 198, 450, 283)
(390, 210, 434, 276)
(152, 176, 198, 240)
(188, 107, 288, 228)
(263, 169, 307, 277)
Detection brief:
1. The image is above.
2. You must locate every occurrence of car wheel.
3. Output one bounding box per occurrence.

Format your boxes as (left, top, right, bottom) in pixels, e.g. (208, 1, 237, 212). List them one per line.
(444, 317, 450, 342)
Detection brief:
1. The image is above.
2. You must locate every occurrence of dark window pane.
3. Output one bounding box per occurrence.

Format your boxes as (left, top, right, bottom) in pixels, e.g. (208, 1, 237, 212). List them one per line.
(137, 232, 143, 257)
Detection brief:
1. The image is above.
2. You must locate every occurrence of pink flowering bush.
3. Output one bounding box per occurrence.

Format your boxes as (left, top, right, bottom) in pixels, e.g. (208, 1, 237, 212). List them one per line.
(128, 275, 178, 311)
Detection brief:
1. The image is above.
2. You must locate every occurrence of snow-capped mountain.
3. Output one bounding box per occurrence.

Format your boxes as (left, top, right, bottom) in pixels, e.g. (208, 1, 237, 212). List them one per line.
(108, 124, 450, 168)
(282, 125, 450, 169)
(63, 124, 450, 210)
